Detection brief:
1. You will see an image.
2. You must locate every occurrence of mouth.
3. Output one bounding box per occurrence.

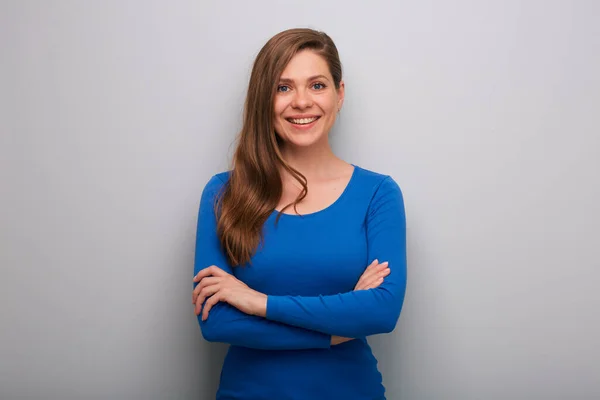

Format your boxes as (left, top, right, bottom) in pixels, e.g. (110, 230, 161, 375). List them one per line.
(285, 116, 321, 126)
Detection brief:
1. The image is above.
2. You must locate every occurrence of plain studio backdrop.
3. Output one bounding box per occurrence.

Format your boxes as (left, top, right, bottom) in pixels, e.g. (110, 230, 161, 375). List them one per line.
(1, 1, 599, 399)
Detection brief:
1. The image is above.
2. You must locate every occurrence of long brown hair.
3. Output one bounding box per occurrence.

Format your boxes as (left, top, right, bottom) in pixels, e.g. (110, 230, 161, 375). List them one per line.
(215, 28, 343, 267)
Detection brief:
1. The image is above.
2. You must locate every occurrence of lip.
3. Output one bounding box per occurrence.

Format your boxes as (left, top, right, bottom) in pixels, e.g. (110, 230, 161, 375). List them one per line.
(285, 115, 321, 119)
(285, 116, 321, 130)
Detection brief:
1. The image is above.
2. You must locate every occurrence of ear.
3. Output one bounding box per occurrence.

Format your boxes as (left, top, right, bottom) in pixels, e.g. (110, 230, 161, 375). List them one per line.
(337, 80, 345, 111)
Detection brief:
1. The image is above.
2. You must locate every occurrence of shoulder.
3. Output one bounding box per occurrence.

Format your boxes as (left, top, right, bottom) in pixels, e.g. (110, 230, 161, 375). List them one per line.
(200, 170, 231, 203)
(351, 165, 405, 221)
(206, 170, 231, 187)
(213, 171, 231, 185)
(353, 165, 404, 199)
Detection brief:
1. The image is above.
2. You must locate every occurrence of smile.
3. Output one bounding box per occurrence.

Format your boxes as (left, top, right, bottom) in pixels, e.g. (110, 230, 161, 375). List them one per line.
(286, 116, 320, 125)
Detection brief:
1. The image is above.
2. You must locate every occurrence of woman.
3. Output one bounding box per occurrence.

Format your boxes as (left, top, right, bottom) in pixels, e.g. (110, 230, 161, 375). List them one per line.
(192, 28, 407, 400)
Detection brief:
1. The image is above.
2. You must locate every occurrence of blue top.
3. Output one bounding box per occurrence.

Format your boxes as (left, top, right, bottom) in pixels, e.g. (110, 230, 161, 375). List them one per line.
(194, 165, 407, 400)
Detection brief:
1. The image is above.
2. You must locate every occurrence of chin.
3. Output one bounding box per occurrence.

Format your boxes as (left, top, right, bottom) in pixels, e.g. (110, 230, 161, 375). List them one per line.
(279, 131, 326, 149)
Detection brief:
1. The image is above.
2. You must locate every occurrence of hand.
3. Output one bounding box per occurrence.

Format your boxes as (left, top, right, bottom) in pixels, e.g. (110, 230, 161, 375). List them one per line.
(354, 259, 390, 290)
(192, 266, 267, 321)
(331, 336, 353, 346)
(332, 259, 390, 346)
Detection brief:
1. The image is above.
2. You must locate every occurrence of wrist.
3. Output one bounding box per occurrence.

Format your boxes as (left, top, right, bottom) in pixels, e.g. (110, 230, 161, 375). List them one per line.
(252, 291, 268, 317)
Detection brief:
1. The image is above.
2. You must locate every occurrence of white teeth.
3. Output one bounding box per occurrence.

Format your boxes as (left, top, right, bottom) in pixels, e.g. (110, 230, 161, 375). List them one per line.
(288, 117, 318, 125)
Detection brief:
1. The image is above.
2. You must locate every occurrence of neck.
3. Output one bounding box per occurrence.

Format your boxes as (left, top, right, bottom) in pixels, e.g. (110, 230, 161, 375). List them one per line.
(278, 139, 344, 181)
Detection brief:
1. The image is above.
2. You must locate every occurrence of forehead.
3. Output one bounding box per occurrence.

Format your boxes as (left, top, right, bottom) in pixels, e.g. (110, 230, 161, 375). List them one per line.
(280, 50, 331, 80)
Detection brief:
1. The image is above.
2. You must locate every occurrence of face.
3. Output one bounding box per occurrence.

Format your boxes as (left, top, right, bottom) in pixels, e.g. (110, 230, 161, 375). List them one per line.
(273, 50, 344, 150)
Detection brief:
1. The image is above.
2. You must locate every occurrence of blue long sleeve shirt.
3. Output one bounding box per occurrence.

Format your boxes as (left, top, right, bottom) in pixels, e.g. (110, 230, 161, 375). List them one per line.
(193, 164, 407, 400)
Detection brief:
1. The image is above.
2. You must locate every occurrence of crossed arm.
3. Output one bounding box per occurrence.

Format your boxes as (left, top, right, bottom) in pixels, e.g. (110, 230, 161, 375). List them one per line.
(192, 175, 407, 350)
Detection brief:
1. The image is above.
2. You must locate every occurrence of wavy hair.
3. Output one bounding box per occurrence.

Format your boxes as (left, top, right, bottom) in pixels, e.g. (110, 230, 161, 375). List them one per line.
(215, 28, 343, 267)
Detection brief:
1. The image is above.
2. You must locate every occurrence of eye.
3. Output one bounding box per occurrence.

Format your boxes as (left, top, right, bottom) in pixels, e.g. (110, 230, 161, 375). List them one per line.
(277, 85, 290, 92)
(312, 82, 326, 90)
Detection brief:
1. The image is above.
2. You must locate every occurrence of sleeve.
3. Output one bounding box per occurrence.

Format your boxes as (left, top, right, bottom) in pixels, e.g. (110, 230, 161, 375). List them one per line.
(265, 176, 407, 338)
(194, 175, 332, 350)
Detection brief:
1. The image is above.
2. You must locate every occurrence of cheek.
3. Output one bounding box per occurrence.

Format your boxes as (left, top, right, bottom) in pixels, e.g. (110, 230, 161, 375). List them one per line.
(320, 95, 338, 114)
(273, 97, 287, 116)
(273, 103, 286, 133)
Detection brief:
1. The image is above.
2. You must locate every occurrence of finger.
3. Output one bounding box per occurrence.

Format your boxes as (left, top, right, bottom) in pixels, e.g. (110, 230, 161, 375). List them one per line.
(356, 274, 381, 291)
(364, 261, 388, 277)
(193, 265, 227, 282)
(355, 277, 368, 290)
(358, 267, 390, 290)
(195, 283, 219, 315)
(356, 261, 388, 288)
(363, 259, 379, 273)
(202, 292, 222, 321)
(355, 260, 380, 289)
(193, 266, 213, 282)
(362, 268, 390, 290)
(196, 296, 208, 316)
(196, 284, 220, 312)
(192, 277, 220, 303)
(194, 265, 225, 281)
(363, 277, 384, 290)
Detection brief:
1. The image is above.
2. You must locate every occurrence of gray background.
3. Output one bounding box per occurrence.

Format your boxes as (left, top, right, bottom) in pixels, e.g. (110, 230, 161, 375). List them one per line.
(1, 1, 599, 399)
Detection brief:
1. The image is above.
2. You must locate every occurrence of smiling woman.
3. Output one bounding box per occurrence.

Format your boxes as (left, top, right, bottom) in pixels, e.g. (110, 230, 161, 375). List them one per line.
(192, 28, 407, 400)
(274, 61, 343, 146)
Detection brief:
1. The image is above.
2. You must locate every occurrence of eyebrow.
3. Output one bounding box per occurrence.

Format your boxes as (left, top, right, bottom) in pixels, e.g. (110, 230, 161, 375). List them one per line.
(278, 75, 331, 84)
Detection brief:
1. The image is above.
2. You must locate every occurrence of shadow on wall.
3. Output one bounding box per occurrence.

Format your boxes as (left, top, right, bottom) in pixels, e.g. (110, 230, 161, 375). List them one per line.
(204, 341, 229, 396)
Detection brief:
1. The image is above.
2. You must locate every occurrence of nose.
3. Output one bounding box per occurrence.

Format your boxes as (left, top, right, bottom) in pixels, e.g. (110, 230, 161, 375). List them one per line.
(291, 88, 312, 109)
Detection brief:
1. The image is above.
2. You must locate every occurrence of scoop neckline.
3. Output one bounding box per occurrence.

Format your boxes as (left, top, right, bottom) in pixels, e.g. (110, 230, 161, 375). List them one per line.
(272, 164, 359, 219)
